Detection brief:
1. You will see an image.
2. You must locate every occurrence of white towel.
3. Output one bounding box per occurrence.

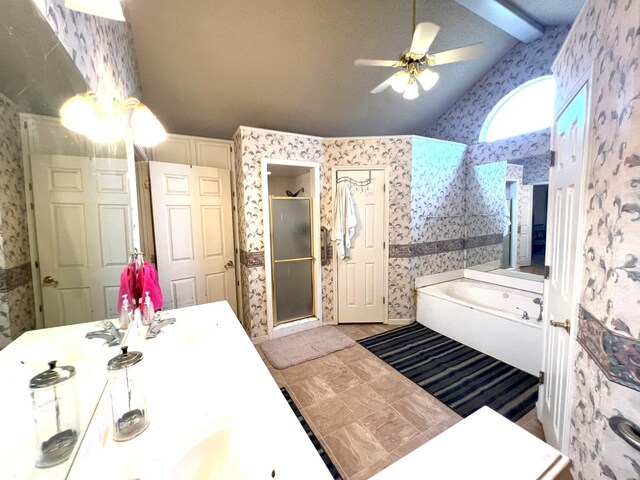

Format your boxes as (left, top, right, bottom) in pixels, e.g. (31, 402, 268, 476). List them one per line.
(333, 182, 357, 259)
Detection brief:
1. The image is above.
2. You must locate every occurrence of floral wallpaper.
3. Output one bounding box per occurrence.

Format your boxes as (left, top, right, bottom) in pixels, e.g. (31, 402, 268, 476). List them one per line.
(233, 127, 324, 338)
(234, 129, 470, 336)
(465, 161, 506, 267)
(322, 136, 414, 323)
(0, 95, 34, 348)
(552, 0, 640, 477)
(465, 129, 551, 166)
(426, 25, 570, 144)
(507, 163, 524, 263)
(42, 0, 142, 100)
(509, 153, 550, 185)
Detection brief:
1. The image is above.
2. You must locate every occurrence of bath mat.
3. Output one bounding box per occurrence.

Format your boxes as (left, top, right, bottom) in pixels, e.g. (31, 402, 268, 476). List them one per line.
(280, 387, 342, 480)
(261, 326, 355, 369)
(358, 322, 538, 423)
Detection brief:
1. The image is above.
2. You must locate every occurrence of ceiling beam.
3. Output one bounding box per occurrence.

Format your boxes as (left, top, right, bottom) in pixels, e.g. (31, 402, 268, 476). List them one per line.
(454, 0, 544, 43)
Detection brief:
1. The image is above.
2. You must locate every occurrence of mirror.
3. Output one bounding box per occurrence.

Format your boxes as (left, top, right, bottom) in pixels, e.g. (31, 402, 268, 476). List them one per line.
(0, 1, 136, 478)
(466, 159, 549, 282)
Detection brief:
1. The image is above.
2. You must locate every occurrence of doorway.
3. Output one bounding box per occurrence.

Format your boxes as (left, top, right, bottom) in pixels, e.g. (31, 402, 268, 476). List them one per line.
(531, 184, 549, 268)
(539, 82, 589, 452)
(31, 154, 131, 326)
(262, 159, 321, 333)
(149, 161, 237, 312)
(333, 167, 388, 324)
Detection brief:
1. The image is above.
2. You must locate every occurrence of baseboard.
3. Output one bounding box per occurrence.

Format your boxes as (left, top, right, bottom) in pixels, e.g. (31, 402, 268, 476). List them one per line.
(387, 318, 415, 326)
(272, 317, 321, 339)
(251, 335, 270, 345)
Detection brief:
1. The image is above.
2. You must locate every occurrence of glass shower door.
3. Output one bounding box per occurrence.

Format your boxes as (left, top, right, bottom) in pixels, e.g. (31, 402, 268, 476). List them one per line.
(270, 197, 315, 325)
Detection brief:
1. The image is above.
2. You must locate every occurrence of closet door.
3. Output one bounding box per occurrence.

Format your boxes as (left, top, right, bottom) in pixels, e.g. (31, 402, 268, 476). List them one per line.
(150, 162, 237, 313)
(32, 155, 131, 326)
(335, 169, 387, 324)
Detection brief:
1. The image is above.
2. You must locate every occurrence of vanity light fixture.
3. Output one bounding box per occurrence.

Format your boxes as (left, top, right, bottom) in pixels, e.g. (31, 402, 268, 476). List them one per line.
(60, 92, 167, 147)
(64, 0, 125, 22)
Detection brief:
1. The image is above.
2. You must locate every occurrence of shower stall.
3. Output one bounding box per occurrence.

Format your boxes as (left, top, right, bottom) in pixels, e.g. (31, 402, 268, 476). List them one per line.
(263, 159, 321, 330)
(269, 196, 315, 324)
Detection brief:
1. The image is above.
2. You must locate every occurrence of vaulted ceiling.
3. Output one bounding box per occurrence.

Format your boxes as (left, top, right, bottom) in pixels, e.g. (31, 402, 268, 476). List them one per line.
(126, 0, 583, 140)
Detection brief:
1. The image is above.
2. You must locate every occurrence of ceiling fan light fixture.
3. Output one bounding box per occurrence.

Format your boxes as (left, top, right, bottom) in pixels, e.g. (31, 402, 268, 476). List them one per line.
(391, 71, 410, 93)
(417, 68, 440, 91)
(403, 78, 420, 100)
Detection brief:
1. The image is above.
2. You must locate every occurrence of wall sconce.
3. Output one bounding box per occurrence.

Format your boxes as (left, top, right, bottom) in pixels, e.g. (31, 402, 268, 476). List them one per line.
(60, 92, 167, 147)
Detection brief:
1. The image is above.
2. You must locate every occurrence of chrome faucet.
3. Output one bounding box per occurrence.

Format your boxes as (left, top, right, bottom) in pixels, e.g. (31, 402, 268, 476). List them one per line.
(533, 297, 543, 322)
(85, 321, 122, 346)
(516, 307, 529, 320)
(146, 313, 176, 339)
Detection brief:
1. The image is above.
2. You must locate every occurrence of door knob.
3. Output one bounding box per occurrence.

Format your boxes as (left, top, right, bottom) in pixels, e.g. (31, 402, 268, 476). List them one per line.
(42, 275, 58, 286)
(550, 319, 570, 333)
(224, 260, 234, 269)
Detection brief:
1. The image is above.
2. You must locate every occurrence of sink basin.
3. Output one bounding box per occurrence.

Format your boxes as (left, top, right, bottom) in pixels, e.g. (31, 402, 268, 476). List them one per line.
(166, 420, 274, 480)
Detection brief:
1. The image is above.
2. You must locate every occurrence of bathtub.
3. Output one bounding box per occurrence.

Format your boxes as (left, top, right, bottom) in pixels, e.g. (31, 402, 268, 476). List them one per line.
(416, 278, 543, 376)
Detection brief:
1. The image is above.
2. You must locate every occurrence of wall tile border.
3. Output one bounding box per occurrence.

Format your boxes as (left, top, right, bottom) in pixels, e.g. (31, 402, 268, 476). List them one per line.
(578, 306, 640, 393)
(465, 233, 504, 249)
(239, 250, 265, 268)
(0, 263, 32, 293)
(389, 235, 502, 259)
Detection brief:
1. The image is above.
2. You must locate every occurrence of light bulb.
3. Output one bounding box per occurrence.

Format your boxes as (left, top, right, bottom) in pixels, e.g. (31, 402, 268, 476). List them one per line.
(60, 93, 120, 143)
(403, 78, 419, 100)
(131, 104, 167, 147)
(391, 71, 410, 93)
(60, 94, 95, 135)
(417, 68, 440, 91)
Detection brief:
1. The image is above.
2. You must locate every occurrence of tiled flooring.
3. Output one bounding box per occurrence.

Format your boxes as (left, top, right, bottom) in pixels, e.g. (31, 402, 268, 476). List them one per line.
(257, 323, 545, 480)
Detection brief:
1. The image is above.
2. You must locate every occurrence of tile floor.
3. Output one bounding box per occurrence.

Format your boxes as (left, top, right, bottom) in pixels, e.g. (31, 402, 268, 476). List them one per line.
(257, 323, 546, 480)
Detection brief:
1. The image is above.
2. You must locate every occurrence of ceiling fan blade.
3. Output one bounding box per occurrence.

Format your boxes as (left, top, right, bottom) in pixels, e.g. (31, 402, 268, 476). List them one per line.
(354, 59, 400, 67)
(431, 43, 485, 65)
(409, 22, 440, 55)
(370, 74, 397, 94)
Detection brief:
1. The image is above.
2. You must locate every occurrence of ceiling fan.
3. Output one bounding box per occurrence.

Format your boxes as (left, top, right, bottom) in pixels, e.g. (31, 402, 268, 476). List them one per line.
(355, 7, 485, 100)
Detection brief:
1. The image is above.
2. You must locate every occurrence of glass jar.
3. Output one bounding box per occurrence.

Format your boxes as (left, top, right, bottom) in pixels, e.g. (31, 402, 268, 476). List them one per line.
(29, 360, 80, 468)
(107, 346, 150, 441)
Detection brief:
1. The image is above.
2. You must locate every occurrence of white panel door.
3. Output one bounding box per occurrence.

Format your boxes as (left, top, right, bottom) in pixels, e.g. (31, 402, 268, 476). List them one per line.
(32, 155, 131, 327)
(540, 85, 587, 450)
(518, 185, 533, 267)
(336, 170, 386, 324)
(150, 162, 237, 313)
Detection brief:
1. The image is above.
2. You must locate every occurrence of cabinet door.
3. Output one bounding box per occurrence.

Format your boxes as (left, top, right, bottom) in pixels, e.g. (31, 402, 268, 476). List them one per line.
(194, 139, 232, 169)
(151, 137, 192, 165)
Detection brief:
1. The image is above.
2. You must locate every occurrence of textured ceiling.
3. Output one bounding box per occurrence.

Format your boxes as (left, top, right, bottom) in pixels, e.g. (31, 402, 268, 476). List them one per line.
(126, 0, 582, 140)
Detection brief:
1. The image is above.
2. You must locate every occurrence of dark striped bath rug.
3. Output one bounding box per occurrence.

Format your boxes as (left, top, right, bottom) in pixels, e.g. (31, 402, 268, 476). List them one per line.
(280, 387, 342, 479)
(358, 322, 538, 422)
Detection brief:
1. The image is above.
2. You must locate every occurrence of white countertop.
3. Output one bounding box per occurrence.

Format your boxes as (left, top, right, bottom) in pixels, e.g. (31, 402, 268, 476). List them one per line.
(372, 406, 570, 480)
(0, 322, 122, 480)
(68, 302, 333, 480)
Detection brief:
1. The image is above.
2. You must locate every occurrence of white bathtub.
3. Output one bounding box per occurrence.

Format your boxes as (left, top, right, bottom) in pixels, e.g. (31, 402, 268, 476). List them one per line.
(416, 278, 543, 375)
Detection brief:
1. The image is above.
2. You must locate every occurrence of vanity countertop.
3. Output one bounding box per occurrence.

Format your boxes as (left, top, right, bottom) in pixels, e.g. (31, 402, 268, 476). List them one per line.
(371, 406, 571, 479)
(68, 301, 333, 480)
(0, 322, 122, 480)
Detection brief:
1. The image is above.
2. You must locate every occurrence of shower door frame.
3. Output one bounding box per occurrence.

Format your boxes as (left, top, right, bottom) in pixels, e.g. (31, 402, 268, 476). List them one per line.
(269, 196, 316, 325)
(262, 158, 322, 339)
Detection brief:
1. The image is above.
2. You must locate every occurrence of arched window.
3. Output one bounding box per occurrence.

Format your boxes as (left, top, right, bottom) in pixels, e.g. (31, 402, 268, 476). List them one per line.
(479, 76, 555, 142)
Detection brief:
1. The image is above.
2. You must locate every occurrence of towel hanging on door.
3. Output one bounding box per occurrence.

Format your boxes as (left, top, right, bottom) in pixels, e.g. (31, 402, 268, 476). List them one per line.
(333, 182, 357, 259)
(117, 255, 163, 313)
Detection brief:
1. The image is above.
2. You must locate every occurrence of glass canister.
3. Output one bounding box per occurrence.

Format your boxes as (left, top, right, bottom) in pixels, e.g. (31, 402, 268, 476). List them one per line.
(29, 360, 80, 468)
(107, 346, 150, 441)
